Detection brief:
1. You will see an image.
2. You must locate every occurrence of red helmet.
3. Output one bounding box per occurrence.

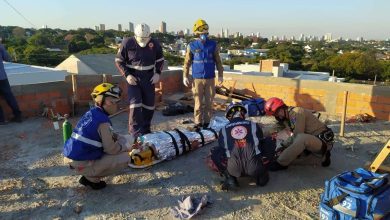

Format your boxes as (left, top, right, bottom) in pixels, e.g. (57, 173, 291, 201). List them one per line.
(264, 97, 286, 116)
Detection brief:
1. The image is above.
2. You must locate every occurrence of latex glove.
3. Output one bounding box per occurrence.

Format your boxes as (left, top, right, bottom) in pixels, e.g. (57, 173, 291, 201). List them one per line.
(281, 135, 294, 148)
(150, 73, 160, 84)
(117, 134, 135, 151)
(126, 75, 137, 85)
(218, 76, 223, 84)
(183, 77, 190, 87)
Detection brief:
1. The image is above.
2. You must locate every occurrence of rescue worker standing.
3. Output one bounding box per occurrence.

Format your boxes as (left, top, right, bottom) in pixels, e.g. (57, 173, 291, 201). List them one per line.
(210, 103, 269, 190)
(183, 19, 224, 130)
(63, 83, 136, 190)
(115, 23, 164, 136)
(264, 97, 334, 171)
(0, 42, 22, 124)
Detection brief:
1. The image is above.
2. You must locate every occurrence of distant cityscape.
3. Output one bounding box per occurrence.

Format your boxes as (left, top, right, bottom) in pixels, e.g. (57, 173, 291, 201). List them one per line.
(40, 21, 390, 42)
(1, 19, 389, 85)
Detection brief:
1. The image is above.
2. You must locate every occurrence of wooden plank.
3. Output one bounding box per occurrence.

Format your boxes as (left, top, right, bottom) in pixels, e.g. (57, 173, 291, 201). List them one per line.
(340, 91, 348, 137)
(109, 108, 129, 118)
(226, 80, 237, 104)
(369, 139, 390, 173)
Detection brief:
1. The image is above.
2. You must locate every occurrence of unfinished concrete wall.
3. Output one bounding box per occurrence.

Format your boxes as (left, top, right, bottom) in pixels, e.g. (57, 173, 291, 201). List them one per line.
(1, 69, 185, 120)
(3, 69, 389, 121)
(0, 81, 71, 119)
(222, 73, 390, 121)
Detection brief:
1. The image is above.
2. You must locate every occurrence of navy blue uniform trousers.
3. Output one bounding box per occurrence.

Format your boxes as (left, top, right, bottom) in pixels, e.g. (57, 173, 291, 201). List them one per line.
(0, 79, 21, 122)
(128, 71, 155, 136)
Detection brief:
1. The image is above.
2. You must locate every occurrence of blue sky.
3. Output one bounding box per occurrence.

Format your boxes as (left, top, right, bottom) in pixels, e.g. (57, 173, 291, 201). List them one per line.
(1, 0, 389, 39)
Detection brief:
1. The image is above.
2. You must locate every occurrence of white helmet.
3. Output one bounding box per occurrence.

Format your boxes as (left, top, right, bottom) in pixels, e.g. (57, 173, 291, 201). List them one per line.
(134, 23, 151, 47)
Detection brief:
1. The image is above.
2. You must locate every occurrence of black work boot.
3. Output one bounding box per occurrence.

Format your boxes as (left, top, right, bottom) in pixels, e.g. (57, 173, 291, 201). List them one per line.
(269, 161, 288, 172)
(220, 172, 239, 191)
(321, 150, 331, 167)
(256, 172, 269, 187)
(11, 115, 22, 123)
(79, 176, 106, 190)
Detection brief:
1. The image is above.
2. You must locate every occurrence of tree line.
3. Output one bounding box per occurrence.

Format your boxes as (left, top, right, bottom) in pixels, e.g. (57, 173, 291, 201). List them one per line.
(1, 26, 389, 82)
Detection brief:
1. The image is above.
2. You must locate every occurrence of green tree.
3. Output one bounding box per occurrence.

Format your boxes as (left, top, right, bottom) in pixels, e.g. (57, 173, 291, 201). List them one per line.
(268, 42, 304, 69)
(329, 52, 382, 80)
(67, 40, 91, 53)
(12, 27, 25, 38)
(379, 61, 390, 81)
(78, 47, 116, 55)
(24, 45, 50, 65)
(163, 52, 183, 66)
(28, 33, 52, 47)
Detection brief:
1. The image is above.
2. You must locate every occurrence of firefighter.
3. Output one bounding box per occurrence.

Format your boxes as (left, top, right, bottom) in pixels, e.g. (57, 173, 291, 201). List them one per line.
(115, 23, 164, 136)
(63, 83, 136, 190)
(264, 97, 334, 171)
(183, 19, 224, 130)
(210, 103, 269, 190)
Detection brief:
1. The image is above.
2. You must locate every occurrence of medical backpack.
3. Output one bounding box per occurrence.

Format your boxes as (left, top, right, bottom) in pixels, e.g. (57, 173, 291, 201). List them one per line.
(319, 168, 390, 219)
(240, 98, 265, 117)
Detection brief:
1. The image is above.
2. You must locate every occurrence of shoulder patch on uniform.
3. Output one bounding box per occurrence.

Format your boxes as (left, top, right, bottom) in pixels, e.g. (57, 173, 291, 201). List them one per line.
(231, 125, 248, 140)
(290, 117, 296, 129)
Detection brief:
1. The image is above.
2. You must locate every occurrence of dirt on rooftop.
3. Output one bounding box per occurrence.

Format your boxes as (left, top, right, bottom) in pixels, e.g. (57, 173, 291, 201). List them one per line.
(0, 111, 389, 219)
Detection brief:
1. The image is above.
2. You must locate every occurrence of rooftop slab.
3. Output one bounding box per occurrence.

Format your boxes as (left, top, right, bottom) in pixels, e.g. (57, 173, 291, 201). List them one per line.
(0, 111, 389, 219)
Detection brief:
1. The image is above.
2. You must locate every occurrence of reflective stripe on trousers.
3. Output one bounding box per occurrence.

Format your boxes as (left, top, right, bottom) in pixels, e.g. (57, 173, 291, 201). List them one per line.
(129, 103, 155, 110)
(126, 64, 155, 71)
(251, 122, 261, 155)
(222, 127, 231, 158)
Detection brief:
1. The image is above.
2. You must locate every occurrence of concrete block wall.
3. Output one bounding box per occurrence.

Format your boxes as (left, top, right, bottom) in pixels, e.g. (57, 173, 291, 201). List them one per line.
(222, 73, 390, 121)
(3, 70, 389, 121)
(2, 70, 184, 120)
(0, 81, 71, 119)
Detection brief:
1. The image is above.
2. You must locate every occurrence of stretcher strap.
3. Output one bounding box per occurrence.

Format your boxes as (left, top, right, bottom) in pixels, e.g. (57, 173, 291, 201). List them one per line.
(163, 131, 180, 156)
(174, 129, 191, 153)
(203, 128, 218, 139)
(196, 131, 205, 147)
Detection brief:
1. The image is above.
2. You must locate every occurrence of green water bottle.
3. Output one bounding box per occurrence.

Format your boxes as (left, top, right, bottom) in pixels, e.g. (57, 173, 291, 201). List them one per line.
(62, 114, 72, 143)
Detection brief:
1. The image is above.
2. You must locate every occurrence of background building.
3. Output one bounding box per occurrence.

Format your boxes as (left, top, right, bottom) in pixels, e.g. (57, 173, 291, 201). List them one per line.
(100, 24, 105, 31)
(324, 33, 332, 42)
(184, 28, 190, 36)
(129, 22, 134, 33)
(159, 21, 167, 34)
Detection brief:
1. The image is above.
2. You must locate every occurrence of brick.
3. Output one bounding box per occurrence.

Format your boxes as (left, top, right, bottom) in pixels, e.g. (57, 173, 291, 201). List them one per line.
(35, 92, 50, 100)
(54, 105, 71, 115)
(28, 102, 40, 111)
(348, 93, 372, 102)
(371, 111, 390, 121)
(49, 91, 61, 99)
(376, 96, 390, 105)
(19, 94, 36, 102)
(370, 103, 390, 112)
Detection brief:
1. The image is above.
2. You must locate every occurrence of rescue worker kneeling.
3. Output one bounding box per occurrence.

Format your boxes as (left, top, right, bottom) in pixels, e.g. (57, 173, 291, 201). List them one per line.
(63, 83, 136, 190)
(210, 103, 269, 190)
(264, 97, 334, 171)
